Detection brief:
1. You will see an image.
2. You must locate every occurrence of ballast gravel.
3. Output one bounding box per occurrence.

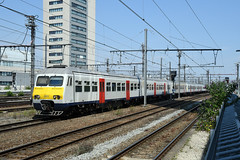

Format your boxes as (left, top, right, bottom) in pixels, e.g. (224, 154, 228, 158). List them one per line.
(67, 109, 184, 160)
(174, 131, 209, 160)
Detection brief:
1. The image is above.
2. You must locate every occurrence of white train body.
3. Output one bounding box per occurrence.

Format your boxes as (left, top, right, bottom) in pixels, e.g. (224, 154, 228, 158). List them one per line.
(32, 66, 205, 116)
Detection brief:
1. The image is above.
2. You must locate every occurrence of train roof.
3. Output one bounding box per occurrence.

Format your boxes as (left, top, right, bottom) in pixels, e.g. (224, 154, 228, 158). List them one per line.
(36, 66, 169, 81)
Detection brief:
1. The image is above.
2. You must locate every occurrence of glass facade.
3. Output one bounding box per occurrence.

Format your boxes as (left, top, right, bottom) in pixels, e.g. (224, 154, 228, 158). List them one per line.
(49, 8, 63, 12)
(45, 0, 91, 67)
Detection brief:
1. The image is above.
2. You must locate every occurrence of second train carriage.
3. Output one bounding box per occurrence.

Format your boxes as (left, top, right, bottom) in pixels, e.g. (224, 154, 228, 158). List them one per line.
(32, 66, 205, 116)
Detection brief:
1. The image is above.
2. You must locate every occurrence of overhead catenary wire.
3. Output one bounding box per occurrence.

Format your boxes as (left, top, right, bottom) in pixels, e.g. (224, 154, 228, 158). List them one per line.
(119, 0, 213, 72)
(184, 0, 220, 49)
(0, 3, 166, 71)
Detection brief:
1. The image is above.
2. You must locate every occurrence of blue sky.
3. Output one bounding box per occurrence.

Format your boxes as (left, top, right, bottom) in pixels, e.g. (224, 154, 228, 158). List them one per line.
(0, 0, 239, 82)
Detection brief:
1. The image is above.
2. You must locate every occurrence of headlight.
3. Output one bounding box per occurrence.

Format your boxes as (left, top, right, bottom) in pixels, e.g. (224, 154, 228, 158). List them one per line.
(34, 95, 40, 99)
(53, 95, 60, 100)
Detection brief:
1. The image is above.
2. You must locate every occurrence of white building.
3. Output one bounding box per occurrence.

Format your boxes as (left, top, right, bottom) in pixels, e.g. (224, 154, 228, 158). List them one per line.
(0, 49, 31, 89)
(43, 0, 96, 68)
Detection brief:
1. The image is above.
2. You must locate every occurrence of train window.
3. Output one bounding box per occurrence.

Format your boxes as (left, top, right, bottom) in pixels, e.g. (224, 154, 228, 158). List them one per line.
(70, 77, 72, 86)
(147, 84, 149, 90)
(122, 83, 125, 91)
(67, 77, 73, 86)
(49, 76, 63, 86)
(84, 81, 90, 92)
(92, 81, 97, 92)
(131, 83, 133, 91)
(159, 85, 162, 90)
(138, 84, 140, 89)
(84, 86, 90, 92)
(117, 83, 121, 91)
(112, 83, 116, 91)
(106, 82, 111, 92)
(36, 76, 49, 86)
(134, 84, 137, 90)
(92, 86, 97, 92)
(76, 86, 82, 92)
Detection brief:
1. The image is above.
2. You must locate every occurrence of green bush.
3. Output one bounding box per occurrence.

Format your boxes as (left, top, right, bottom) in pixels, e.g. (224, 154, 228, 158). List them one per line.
(18, 91, 24, 96)
(197, 82, 236, 131)
(4, 85, 11, 90)
(25, 86, 31, 90)
(6, 91, 14, 97)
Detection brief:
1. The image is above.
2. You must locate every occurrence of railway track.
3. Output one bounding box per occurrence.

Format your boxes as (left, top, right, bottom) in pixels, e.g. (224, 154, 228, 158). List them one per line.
(109, 105, 199, 160)
(0, 100, 30, 108)
(0, 118, 58, 133)
(0, 93, 207, 134)
(0, 94, 207, 159)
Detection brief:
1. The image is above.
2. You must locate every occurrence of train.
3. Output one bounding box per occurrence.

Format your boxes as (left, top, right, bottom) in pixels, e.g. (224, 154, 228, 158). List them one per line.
(32, 65, 206, 116)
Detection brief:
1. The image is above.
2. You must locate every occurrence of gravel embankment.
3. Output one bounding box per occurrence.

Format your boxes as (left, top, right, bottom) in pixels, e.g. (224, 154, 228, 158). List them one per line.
(0, 98, 209, 160)
(174, 130, 209, 160)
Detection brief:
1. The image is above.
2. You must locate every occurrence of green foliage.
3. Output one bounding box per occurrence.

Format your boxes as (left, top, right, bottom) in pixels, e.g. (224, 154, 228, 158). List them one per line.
(4, 85, 11, 90)
(25, 86, 31, 90)
(18, 91, 24, 96)
(6, 91, 14, 97)
(197, 82, 236, 131)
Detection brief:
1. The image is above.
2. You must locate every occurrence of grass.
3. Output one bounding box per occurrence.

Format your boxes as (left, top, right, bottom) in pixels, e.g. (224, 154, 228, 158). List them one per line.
(5, 109, 36, 119)
(77, 144, 93, 155)
(4, 85, 11, 90)
(115, 108, 123, 116)
(6, 91, 14, 97)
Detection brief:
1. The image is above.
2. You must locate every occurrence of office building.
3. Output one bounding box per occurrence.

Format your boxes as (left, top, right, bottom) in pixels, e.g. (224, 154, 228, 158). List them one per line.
(43, 0, 95, 68)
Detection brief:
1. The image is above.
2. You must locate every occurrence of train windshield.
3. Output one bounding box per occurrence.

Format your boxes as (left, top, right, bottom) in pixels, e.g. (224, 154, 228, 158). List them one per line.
(49, 76, 63, 86)
(36, 76, 49, 86)
(36, 76, 63, 86)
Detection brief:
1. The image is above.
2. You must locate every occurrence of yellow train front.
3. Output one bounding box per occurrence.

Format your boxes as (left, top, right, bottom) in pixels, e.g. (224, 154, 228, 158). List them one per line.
(32, 67, 71, 116)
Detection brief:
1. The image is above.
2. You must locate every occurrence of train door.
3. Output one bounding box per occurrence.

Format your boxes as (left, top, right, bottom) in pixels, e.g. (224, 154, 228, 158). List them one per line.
(164, 83, 166, 95)
(126, 80, 130, 100)
(99, 78, 105, 104)
(154, 82, 156, 97)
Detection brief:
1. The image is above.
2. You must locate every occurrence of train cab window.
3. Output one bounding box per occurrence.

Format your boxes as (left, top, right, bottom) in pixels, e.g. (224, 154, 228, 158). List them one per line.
(112, 83, 116, 91)
(117, 83, 121, 91)
(36, 76, 49, 86)
(76, 86, 82, 92)
(49, 76, 63, 86)
(106, 82, 111, 92)
(122, 83, 125, 91)
(84, 81, 90, 92)
(67, 77, 72, 86)
(92, 81, 97, 92)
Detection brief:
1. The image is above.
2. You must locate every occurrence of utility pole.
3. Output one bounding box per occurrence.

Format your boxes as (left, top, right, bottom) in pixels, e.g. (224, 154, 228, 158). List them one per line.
(183, 64, 186, 82)
(237, 64, 239, 95)
(207, 70, 210, 86)
(160, 57, 162, 79)
(142, 44, 144, 77)
(236, 50, 240, 95)
(26, 16, 36, 98)
(106, 58, 109, 73)
(177, 51, 181, 99)
(169, 62, 171, 80)
(45, 34, 47, 68)
(133, 66, 136, 76)
(144, 29, 147, 107)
